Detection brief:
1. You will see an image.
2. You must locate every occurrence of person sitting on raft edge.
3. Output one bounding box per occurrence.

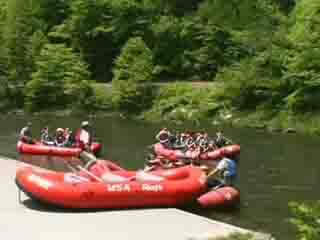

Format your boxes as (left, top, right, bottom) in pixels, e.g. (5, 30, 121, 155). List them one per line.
(75, 121, 97, 169)
(204, 156, 238, 190)
(19, 122, 35, 144)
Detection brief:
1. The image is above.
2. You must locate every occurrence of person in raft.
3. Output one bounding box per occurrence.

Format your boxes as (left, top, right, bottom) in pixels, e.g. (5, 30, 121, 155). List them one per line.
(75, 121, 97, 168)
(156, 128, 170, 145)
(54, 128, 68, 147)
(19, 122, 35, 144)
(205, 157, 237, 190)
(41, 126, 54, 146)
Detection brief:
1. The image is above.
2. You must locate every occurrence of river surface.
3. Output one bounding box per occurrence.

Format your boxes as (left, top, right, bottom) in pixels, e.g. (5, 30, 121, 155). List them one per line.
(1, 114, 319, 239)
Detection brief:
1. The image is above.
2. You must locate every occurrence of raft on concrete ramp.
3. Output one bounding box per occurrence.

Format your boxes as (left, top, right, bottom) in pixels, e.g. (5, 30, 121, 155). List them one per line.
(0, 156, 272, 240)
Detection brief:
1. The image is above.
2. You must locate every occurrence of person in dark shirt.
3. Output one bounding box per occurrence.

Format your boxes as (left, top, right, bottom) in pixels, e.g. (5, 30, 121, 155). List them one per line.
(19, 122, 35, 144)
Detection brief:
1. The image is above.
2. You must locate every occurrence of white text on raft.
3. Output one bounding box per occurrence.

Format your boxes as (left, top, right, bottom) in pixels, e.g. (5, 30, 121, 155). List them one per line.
(106, 184, 164, 192)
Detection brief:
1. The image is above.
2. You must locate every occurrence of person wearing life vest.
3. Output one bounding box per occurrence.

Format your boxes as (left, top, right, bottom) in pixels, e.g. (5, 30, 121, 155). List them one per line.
(155, 128, 171, 148)
(206, 157, 238, 189)
(54, 128, 67, 147)
(19, 122, 35, 144)
(215, 131, 233, 148)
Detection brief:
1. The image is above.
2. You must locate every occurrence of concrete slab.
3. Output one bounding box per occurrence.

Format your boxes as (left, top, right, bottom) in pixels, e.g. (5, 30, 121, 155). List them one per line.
(0, 156, 272, 240)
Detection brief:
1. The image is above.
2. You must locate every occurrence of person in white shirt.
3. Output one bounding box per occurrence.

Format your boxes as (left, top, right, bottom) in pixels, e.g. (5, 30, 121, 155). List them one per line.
(75, 121, 96, 169)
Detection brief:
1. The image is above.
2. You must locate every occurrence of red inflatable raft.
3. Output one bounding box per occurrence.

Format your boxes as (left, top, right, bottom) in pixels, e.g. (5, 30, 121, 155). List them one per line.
(15, 163, 207, 209)
(17, 141, 102, 157)
(197, 186, 240, 208)
(153, 143, 240, 161)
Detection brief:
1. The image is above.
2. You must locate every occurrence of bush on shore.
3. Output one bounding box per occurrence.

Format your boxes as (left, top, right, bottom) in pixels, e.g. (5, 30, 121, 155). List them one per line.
(143, 83, 222, 123)
(289, 201, 320, 240)
(112, 37, 154, 113)
(25, 43, 94, 111)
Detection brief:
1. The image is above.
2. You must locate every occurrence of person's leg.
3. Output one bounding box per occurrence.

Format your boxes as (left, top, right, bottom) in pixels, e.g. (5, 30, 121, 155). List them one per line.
(207, 178, 222, 189)
(221, 171, 236, 187)
(79, 151, 97, 169)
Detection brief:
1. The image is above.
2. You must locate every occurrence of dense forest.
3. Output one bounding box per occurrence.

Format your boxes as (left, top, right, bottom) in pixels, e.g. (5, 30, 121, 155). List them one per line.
(1, 0, 320, 133)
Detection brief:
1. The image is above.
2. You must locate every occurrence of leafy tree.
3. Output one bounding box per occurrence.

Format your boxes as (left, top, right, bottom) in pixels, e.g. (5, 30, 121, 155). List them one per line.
(144, 83, 220, 122)
(52, 0, 153, 81)
(151, 15, 247, 81)
(281, 0, 320, 112)
(35, 0, 71, 31)
(28, 30, 49, 72)
(0, 1, 8, 99)
(112, 37, 154, 112)
(25, 43, 93, 111)
(146, 0, 201, 16)
(4, 0, 34, 106)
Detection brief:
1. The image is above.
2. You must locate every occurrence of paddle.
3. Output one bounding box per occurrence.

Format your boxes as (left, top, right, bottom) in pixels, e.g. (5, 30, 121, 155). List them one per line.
(76, 165, 104, 183)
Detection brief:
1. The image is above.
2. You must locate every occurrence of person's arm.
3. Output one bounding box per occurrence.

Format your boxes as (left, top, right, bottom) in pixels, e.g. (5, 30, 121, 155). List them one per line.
(207, 158, 227, 177)
(155, 131, 162, 141)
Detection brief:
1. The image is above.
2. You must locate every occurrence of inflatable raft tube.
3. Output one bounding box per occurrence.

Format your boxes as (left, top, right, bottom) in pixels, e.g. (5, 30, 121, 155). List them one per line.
(154, 143, 240, 161)
(197, 186, 240, 208)
(15, 164, 207, 209)
(17, 141, 102, 157)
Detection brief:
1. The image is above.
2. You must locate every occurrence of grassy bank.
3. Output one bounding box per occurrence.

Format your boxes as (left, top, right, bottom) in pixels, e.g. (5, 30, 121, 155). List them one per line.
(137, 82, 320, 136)
(3, 82, 320, 136)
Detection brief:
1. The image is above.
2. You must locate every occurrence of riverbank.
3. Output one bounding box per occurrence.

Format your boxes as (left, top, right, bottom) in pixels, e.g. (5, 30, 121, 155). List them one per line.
(3, 81, 320, 136)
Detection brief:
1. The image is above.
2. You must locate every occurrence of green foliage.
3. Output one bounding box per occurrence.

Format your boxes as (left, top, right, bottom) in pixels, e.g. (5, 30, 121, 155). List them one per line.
(289, 201, 320, 240)
(215, 45, 286, 110)
(34, 0, 71, 31)
(151, 15, 248, 81)
(4, 0, 34, 106)
(25, 43, 93, 111)
(51, 0, 154, 81)
(28, 30, 49, 72)
(0, 0, 318, 128)
(112, 37, 154, 112)
(0, 1, 8, 99)
(281, 0, 320, 113)
(146, 0, 200, 17)
(90, 84, 113, 110)
(144, 83, 221, 122)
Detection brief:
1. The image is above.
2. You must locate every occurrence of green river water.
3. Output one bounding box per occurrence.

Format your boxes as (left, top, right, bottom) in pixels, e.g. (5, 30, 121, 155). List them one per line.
(1, 114, 319, 239)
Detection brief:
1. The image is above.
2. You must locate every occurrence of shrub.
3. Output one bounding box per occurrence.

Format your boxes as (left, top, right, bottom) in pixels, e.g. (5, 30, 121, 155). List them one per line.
(289, 201, 320, 240)
(215, 45, 287, 110)
(281, 0, 320, 113)
(90, 83, 113, 110)
(25, 43, 93, 111)
(144, 83, 221, 122)
(112, 37, 154, 113)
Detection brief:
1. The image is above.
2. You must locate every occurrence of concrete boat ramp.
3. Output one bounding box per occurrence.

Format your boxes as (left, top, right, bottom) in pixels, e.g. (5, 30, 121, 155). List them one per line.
(0, 156, 272, 240)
